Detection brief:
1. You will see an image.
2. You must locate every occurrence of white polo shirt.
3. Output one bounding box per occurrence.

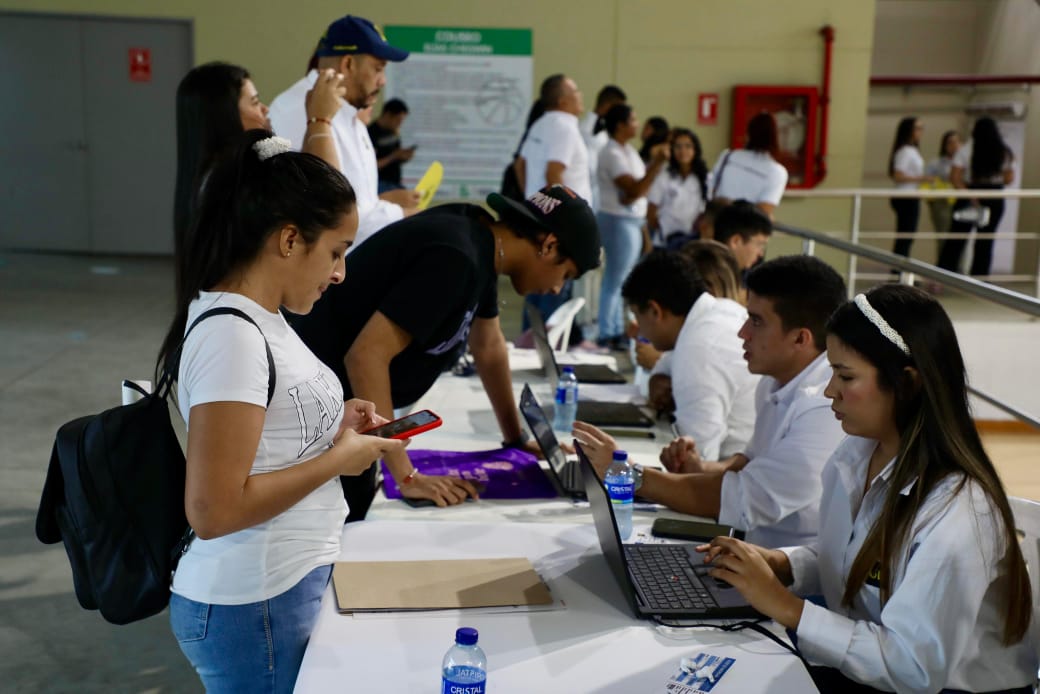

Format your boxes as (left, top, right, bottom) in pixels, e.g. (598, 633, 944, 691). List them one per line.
(710, 148, 788, 206)
(269, 71, 403, 248)
(783, 435, 1039, 692)
(519, 110, 591, 201)
(717, 352, 844, 548)
(671, 293, 759, 461)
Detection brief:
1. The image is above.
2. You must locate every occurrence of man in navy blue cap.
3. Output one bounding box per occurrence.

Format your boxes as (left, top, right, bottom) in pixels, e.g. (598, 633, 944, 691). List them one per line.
(270, 15, 419, 247)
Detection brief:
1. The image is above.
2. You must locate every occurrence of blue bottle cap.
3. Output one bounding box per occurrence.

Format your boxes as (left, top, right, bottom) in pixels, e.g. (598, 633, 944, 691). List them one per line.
(562, 366, 575, 374)
(455, 627, 479, 646)
(612, 450, 628, 462)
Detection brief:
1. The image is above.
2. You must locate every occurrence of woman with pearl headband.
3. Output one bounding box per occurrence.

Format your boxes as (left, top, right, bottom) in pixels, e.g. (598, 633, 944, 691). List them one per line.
(697, 284, 1037, 693)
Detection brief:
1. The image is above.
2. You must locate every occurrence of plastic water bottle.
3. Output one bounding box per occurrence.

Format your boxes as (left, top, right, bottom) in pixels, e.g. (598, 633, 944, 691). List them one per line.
(552, 366, 579, 432)
(605, 450, 634, 540)
(441, 627, 487, 694)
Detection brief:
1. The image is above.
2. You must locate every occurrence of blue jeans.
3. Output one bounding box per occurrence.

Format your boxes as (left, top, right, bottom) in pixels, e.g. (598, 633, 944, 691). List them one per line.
(597, 211, 643, 339)
(170, 564, 332, 694)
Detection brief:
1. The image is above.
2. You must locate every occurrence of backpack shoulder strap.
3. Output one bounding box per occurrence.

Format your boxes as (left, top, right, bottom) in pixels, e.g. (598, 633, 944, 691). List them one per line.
(712, 149, 735, 200)
(167, 307, 276, 407)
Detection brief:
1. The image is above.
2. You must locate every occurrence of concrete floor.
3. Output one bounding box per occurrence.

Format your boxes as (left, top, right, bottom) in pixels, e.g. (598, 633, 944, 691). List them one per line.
(1, 251, 1037, 692)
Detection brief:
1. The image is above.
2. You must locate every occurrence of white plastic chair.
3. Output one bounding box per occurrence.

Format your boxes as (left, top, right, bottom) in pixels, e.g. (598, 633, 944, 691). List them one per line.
(545, 297, 586, 352)
(1010, 496, 1040, 690)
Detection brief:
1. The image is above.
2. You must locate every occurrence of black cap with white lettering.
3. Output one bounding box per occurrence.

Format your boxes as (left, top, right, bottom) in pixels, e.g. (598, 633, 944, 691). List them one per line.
(487, 185, 601, 275)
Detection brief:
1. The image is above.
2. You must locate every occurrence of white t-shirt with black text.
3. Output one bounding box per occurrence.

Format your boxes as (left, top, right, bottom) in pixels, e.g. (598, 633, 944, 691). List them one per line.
(172, 291, 347, 605)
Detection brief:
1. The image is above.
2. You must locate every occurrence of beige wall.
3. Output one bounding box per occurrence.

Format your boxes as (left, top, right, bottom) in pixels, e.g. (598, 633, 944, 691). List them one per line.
(864, 0, 1040, 272)
(0, 0, 876, 265)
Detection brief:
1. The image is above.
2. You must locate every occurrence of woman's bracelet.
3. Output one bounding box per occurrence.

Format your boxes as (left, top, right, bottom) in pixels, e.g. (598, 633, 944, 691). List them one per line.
(304, 132, 332, 143)
(401, 468, 420, 485)
(307, 116, 333, 127)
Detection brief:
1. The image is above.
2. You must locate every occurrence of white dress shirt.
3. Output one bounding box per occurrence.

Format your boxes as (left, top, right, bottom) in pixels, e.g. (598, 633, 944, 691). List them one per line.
(718, 352, 843, 548)
(783, 435, 1039, 693)
(268, 71, 403, 248)
(519, 110, 591, 201)
(671, 293, 759, 461)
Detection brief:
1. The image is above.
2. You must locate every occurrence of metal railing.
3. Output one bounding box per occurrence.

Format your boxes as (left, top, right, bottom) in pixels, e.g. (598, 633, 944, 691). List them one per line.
(783, 187, 1040, 297)
(771, 211, 1040, 430)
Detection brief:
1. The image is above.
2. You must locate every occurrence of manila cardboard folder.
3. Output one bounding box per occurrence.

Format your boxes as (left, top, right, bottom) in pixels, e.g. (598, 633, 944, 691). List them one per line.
(332, 557, 552, 613)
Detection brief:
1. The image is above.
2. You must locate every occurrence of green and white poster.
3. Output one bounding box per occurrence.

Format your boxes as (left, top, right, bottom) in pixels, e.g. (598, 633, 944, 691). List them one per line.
(385, 26, 533, 202)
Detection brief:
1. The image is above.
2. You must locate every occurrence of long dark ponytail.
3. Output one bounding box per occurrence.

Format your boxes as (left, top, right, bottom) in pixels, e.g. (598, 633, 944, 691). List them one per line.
(158, 129, 356, 376)
(174, 62, 251, 289)
(828, 285, 1031, 645)
(969, 117, 1012, 182)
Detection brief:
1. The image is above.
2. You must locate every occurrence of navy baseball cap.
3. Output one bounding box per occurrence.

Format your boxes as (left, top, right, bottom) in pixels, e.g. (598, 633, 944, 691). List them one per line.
(487, 185, 601, 275)
(313, 16, 409, 62)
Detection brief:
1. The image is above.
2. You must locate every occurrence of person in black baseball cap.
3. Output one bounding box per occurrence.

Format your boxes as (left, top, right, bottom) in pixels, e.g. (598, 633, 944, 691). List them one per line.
(487, 184, 601, 276)
(290, 186, 600, 517)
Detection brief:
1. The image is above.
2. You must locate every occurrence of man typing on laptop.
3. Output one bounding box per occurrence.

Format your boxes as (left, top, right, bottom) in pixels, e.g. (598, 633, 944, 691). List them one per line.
(575, 255, 847, 548)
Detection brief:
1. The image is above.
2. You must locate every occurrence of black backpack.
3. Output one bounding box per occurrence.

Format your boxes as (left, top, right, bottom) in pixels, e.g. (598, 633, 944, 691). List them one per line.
(35, 307, 274, 624)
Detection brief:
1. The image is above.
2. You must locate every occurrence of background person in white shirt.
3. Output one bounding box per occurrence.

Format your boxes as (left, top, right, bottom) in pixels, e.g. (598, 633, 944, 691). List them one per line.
(597, 249, 757, 459)
(639, 240, 743, 413)
(161, 131, 404, 692)
(700, 285, 1037, 694)
(709, 112, 788, 219)
(938, 116, 1017, 277)
(596, 103, 669, 347)
(576, 255, 847, 548)
(269, 15, 419, 250)
(516, 74, 591, 333)
(579, 84, 627, 211)
(646, 128, 709, 248)
(516, 74, 591, 200)
(887, 116, 928, 259)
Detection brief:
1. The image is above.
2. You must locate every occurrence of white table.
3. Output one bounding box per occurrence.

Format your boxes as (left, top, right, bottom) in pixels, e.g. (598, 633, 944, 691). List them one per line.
(294, 520, 816, 693)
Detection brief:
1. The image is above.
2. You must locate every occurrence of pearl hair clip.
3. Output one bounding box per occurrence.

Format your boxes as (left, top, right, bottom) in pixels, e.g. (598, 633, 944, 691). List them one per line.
(853, 293, 911, 356)
(253, 136, 292, 161)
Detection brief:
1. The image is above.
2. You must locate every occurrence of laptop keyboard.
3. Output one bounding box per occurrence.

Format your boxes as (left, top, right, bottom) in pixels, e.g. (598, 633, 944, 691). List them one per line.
(625, 544, 716, 612)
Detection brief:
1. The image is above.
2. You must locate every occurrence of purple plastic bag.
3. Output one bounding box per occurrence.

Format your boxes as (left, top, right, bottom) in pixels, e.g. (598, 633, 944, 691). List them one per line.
(381, 448, 557, 499)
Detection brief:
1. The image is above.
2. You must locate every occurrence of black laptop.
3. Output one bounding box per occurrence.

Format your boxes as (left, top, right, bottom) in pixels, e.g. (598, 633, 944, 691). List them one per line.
(576, 442, 759, 620)
(528, 304, 626, 384)
(519, 384, 585, 498)
(526, 307, 652, 428)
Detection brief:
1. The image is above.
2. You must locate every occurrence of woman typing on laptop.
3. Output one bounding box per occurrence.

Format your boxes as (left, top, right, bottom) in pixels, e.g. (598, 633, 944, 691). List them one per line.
(698, 286, 1037, 693)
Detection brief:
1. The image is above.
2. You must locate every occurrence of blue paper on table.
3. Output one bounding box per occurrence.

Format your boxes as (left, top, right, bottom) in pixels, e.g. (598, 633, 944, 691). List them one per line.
(381, 448, 557, 500)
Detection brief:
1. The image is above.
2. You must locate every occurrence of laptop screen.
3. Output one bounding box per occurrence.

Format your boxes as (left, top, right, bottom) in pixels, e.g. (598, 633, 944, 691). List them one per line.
(527, 304, 561, 383)
(575, 442, 640, 608)
(519, 385, 568, 477)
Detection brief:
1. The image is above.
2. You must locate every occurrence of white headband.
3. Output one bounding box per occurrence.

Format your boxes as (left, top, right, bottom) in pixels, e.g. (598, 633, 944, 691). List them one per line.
(253, 136, 292, 161)
(854, 293, 911, 356)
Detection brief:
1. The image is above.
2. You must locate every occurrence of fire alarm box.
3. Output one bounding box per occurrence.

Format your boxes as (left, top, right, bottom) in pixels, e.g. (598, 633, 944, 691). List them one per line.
(732, 85, 819, 188)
